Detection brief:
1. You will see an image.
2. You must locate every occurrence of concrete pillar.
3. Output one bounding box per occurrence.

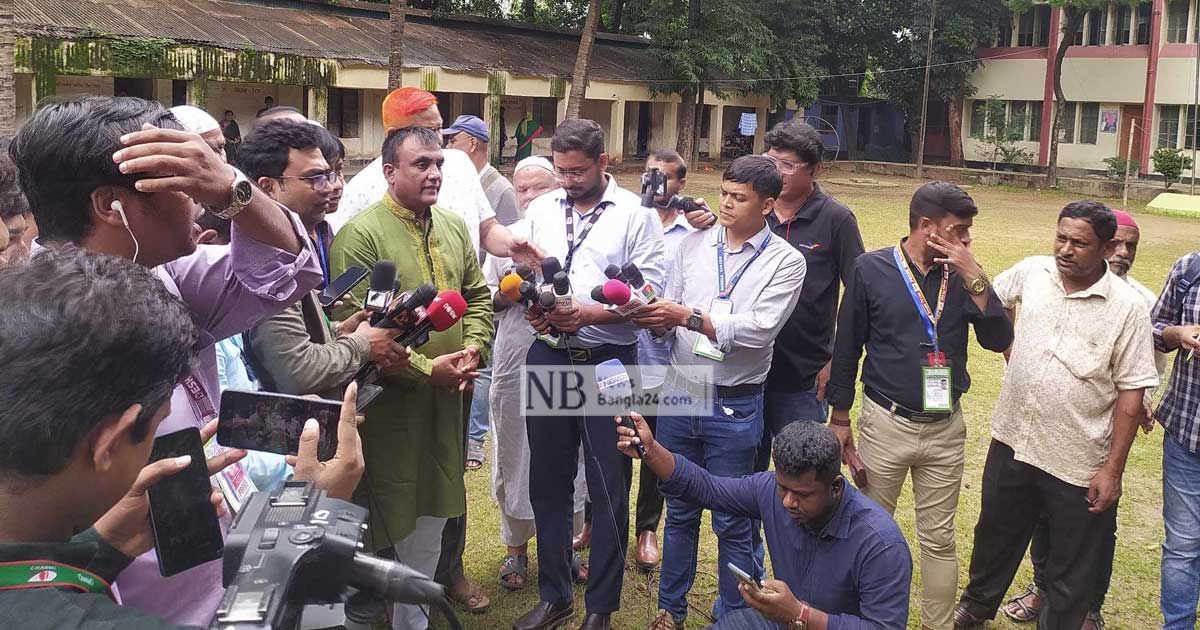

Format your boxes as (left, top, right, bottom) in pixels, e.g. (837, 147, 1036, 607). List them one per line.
(753, 106, 768, 154)
(709, 104, 725, 161)
(306, 86, 328, 127)
(625, 102, 639, 157)
(484, 93, 502, 166)
(186, 76, 208, 109)
(556, 96, 569, 124)
(451, 92, 464, 119)
(609, 99, 626, 163)
(662, 101, 679, 151)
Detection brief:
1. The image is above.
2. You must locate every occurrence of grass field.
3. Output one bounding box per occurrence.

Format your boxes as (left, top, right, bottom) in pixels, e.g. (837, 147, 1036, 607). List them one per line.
(447, 167, 1200, 629)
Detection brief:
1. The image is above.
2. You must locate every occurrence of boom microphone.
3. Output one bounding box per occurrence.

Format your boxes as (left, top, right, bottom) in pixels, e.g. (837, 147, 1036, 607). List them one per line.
(364, 260, 397, 312)
(595, 359, 646, 458)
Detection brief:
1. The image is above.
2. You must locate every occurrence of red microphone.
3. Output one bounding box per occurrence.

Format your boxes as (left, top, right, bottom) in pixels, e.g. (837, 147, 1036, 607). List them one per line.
(601, 279, 632, 306)
(396, 290, 467, 348)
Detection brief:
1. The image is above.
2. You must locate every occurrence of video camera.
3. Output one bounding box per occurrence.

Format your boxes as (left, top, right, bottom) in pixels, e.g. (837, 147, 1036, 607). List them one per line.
(639, 166, 700, 213)
(210, 481, 457, 630)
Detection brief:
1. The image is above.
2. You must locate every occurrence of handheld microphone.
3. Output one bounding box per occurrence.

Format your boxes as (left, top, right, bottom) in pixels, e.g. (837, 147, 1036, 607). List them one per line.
(364, 261, 397, 313)
(396, 290, 468, 348)
(604, 264, 626, 282)
(540, 257, 563, 286)
(499, 273, 525, 303)
(595, 359, 646, 458)
(591, 286, 610, 305)
(373, 283, 437, 328)
(537, 291, 558, 314)
(601, 279, 632, 306)
(513, 264, 535, 282)
(552, 272, 573, 309)
(621, 262, 659, 303)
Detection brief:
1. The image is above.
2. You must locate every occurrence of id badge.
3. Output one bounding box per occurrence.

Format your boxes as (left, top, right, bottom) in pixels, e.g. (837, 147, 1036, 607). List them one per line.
(204, 437, 257, 515)
(537, 333, 562, 349)
(921, 365, 953, 413)
(693, 298, 732, 362)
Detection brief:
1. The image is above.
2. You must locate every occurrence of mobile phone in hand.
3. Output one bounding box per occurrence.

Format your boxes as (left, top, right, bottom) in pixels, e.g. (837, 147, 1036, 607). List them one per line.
(727, 562, 762, 591)
(148, 428, 223, 576)
(217, 390, 341, 461)
(319, 266, 369, 308)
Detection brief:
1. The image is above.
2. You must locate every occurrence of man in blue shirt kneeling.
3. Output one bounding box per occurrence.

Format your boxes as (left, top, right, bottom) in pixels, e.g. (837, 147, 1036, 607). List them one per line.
(616, 414, 911, 630)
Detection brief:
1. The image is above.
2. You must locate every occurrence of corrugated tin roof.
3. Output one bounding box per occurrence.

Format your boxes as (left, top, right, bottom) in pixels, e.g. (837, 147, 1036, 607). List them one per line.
(13, 0, 659, 81)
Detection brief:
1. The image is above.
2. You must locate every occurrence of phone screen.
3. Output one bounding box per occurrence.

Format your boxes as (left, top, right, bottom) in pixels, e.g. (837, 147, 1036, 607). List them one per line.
(217, 390, 340, 461)
(726, 562, 761, 590)
(148, 428, 223, 577)
(319, 266, 369, 307)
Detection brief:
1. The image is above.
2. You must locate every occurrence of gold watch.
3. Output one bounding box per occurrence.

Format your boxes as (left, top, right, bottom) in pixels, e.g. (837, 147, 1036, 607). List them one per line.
(964, 272, 990, 296)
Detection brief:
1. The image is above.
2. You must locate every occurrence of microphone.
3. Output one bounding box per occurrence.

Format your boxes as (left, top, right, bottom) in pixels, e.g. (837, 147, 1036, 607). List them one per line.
(499, 273, 525, 302)
(621, 262, 659, 303)
(372, 283, 437, 328)
(395, 290, 468, 348)
(591, 286, 610, 305)
(604, 264, 626, 282)
(540, 257, 562, 286)
(350, 553, 446, 607)
(513, 264, 535, 282)
(601, 279, 632, 306)
(552, 272, 573, 310)
(364, 261, 397, 313)
(595, 359, 646, 458)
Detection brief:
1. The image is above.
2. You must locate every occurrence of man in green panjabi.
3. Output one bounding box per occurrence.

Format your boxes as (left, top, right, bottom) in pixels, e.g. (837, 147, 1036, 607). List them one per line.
(330, 125, 493, 630)
(513, 110, 542, 162)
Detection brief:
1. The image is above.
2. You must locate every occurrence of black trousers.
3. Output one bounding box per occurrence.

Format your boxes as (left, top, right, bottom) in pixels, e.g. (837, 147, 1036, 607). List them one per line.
(1030, 508, 1116, 613)
(434, 390, 472, 588)
(959, 440, 1117, 629)
(584, 402, 664, 535)
(526, 341, 635, 614)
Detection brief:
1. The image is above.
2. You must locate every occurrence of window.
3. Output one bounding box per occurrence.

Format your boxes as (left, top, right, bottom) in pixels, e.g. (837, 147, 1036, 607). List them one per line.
(1061, 102, 1076, 144)
(1079, 103, 1100, 144)
(1116, 5, 1133, 45)
(1137, 3, 1153, 44)
(1029, 101, 1043, 141)
(1161, 105, 1181, 149)
(998, 11, 1015, 47)
(971, 101, 987, 138)
(1168, 0, 1191, 43)
(530, 97, 558, 135)
(1186, 106, 1200, 150)
(460, 93, 484, 118)
(1018, 9, 1037, 46)
(1086, 8, 1108, 46)
(1011, 101, 1029, 137)
(1072, 18, 1085, 45)
(1035, 6, 1052, 46)
(327, 88, 360, 139)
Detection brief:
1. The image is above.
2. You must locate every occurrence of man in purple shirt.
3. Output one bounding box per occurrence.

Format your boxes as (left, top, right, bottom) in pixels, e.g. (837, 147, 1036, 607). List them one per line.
(11, 95, 324, 625)
(616, 414, 911, 630)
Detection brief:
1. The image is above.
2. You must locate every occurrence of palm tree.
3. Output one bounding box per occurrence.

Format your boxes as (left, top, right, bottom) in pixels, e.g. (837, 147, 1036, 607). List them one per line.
(564, 0, 601, 120)
(388, 0, 407, 90)
(0, 0, 15, 137)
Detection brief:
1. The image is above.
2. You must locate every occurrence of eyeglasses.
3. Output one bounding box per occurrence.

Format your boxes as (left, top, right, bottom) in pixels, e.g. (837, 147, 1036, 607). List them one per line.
(761, 153, 810, 176)
(278, 170, 339, 191)
(554, 167, 592, 181)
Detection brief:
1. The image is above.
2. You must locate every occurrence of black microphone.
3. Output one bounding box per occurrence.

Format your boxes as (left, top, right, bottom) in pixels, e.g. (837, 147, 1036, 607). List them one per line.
(364, 261, 397, 313)
(604, 264, 627, 282)
(513, 264, 535, 282)
(372, 283, 437, 328)
(591, 285, 611, 305)
(540, 257, 563, 286)
(622, 262, 659, 302)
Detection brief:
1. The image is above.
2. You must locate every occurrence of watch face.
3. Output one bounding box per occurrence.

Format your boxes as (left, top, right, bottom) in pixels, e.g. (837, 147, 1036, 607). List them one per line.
(233, 179, 253, 205)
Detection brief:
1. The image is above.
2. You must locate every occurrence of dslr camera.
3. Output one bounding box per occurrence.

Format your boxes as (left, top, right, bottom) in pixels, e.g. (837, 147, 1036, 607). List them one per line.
(640, 166, 699, 213)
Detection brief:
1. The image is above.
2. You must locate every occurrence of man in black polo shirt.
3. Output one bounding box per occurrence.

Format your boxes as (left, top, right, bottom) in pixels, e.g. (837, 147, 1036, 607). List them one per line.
(826, 181, 1013, 630)
(688, 120, 864, 572)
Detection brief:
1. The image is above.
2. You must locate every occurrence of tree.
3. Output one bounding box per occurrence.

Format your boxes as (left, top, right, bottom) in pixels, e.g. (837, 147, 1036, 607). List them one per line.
(1152, 147, 1195, 190)
(388, 0, 407, 89)
(874, 0, 1008, 166)
(564, 0, 602, 119)
(1006, 0, 1143, 187)
(0, 0, 14, 138)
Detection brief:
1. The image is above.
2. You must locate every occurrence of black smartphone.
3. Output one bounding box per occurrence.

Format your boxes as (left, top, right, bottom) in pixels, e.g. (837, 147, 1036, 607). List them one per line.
(148, 428, 223, 577)
(217, 390, 341, 461)
(318, 265, 369, 308)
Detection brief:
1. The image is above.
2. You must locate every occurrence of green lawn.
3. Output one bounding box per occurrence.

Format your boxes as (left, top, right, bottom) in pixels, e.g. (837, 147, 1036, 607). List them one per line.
(449, 168, 1200, 629)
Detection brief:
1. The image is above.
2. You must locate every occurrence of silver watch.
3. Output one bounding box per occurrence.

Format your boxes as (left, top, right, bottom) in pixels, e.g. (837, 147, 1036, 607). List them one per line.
(207, 167, 254, 220)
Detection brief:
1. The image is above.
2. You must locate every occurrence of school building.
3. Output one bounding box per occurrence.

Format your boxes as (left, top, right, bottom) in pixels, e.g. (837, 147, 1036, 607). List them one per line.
(964, 0, 1200, 176)
(9, 0, 773, 164)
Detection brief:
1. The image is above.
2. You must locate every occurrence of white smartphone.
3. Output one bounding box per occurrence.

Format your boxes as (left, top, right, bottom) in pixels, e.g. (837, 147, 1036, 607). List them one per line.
(727, 562, 762, 591)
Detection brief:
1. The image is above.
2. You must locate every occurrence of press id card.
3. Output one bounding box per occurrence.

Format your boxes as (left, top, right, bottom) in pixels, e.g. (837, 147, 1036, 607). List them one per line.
(692, 298, 731, 362)
(921, 366, 952, 413)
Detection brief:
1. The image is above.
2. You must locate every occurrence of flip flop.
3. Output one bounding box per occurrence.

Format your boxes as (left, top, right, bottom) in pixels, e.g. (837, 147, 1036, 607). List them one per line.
(571, 551, 589, 585)
(498, 554, 529, 591)
(449, 580, 491, 614)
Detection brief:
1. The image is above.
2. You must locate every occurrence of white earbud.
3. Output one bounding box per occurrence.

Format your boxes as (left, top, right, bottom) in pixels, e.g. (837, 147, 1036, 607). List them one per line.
(111, 200, 128, 227)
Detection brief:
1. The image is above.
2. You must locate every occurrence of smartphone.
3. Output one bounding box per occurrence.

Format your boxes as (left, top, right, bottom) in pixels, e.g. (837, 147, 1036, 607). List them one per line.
(727, 562, 762, 590)
(319, 266, 369, 308)
(217, 390, 341, 461)
(148, 428, 224, 577)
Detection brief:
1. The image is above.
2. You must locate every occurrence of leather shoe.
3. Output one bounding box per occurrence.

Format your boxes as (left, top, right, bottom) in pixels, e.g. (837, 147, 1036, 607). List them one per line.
(635, 530, 660, 570)
(513, 600, 575, 630)
(578, 613, 610, 630)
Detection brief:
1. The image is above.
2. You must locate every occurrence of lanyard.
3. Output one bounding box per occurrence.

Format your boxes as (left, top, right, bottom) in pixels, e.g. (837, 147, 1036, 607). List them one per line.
(717, 228, 772, 299)
(892, 244, 948, 353)
(0, 560, 114, 600)
(178, 371, 217, 422)
(563, 203, 607, 274)
(314, 224, 332, 288)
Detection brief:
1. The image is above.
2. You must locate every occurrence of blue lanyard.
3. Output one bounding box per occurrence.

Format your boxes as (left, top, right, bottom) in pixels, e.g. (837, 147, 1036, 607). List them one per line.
(891, 245, 948, 353)
(313, 224, 332, 288)
(717, 228, 771, 299)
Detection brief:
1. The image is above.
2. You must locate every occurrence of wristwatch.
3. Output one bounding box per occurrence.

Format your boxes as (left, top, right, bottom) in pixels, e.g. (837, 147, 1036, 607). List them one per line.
(685, 308, 704, 332)
(964, 272, 990, 296)
(789, 602, 811, 629)
(206, 166, 254, 220)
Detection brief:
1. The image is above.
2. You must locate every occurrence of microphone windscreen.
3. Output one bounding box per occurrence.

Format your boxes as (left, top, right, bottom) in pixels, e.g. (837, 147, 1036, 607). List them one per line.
(514, 264, 534, 282)
(621, 262, 644, 287)
(427, 290, 468, 331)
(537, 291, 557, 310)
(540, 257, 562, 281)
(604, 264, 623, 280)
(403, 283, 437, 309)
(595, 358, 633, 397)
(500, 273, 524, 301)
(602, 279, 632, 306)
(591, 285, 610, 305)
(519, 281, 538, 300)
(369, 260, 397, 292)
(552, 272, 571, 294)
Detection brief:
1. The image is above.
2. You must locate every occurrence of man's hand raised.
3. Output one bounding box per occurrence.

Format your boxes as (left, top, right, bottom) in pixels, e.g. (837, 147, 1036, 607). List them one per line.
(113, 123, 237, 207)
(287, 382, 365, 500)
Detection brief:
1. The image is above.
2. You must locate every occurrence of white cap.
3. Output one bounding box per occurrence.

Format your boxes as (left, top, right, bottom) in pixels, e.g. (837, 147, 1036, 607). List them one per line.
(514, 155, 554, 175)
(169, 105, 220, 134)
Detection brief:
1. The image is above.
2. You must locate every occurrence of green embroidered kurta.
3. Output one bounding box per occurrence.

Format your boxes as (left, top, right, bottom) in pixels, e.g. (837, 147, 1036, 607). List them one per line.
(329, 194, 493, 547)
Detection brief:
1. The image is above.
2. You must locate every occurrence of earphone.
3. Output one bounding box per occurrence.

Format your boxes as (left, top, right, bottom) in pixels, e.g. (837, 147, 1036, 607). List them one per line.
(111, 199, 138, 263)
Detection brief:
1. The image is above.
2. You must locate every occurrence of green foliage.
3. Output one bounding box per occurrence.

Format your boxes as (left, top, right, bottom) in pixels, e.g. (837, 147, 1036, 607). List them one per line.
(1152, 147, 1195, 190)
(975, 96, 1032, 167)
(1103, 156, 1141, 182)
(109, 36, 175, 72)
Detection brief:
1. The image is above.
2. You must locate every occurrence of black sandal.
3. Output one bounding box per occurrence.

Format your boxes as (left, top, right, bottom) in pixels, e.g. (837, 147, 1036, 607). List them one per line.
(571, 551, 588, 585)
(1001, 583, 1043, 624)
(497, 554, 529, 591)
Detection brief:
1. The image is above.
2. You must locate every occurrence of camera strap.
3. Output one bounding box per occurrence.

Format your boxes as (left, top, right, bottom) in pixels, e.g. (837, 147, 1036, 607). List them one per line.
(563, 203, 607, 274)
(0, 560, 114, 600)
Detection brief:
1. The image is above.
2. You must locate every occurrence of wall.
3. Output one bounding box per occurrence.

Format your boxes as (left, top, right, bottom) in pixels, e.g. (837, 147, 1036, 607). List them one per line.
(55, 74, 113, 96)
(1156, 57, 1200, 103)
(1059, 58, 1148, 103)
(205, 81, 304, 136)
(971, 59, 1049, 101)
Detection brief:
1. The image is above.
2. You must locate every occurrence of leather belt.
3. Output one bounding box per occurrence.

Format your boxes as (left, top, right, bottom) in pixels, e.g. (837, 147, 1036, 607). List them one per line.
(668, 370, 764, 400)
(865, 387, 958, 424)
(538, 340, 630, 364)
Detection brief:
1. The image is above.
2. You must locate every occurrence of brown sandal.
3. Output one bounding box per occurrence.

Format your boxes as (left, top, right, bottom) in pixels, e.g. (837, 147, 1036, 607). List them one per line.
(449, 579, 491, 614)
(1001, 583, 1044, 624)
